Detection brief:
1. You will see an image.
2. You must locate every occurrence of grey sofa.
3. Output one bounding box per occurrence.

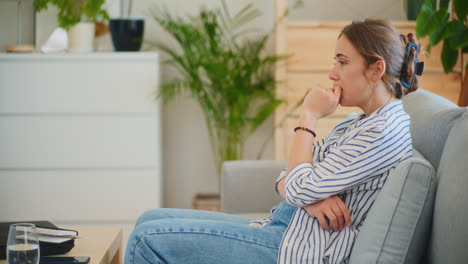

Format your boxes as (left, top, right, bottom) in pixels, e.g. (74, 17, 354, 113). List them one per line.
(220, 89, 468, 263)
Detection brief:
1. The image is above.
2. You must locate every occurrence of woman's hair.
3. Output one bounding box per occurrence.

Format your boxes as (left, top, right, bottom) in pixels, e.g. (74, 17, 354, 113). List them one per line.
(339, 18, 419, 98)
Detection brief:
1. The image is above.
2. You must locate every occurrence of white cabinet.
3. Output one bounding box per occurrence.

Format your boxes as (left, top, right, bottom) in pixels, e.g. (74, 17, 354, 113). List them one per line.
(0, 52, 162, 224)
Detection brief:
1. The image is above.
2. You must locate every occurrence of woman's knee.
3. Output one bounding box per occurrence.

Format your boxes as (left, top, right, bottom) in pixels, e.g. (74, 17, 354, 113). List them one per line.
(135, 208, 176, 226)
(125, 222, 167, 264)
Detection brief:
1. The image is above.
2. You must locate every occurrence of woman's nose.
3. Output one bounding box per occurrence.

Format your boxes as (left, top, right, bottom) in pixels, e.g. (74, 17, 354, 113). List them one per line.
(329, 66, 339, 81)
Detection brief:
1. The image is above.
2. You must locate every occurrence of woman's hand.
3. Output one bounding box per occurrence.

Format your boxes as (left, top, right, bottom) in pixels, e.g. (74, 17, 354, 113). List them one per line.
(303, 195, 352, 231)
(300, 86, 342, 120)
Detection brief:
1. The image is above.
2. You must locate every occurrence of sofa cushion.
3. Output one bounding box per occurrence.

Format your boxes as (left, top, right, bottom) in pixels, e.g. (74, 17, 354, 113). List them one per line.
(402, 89, 463, 170)
(349, 149, 436, 264)
(427, 110, 468, 264)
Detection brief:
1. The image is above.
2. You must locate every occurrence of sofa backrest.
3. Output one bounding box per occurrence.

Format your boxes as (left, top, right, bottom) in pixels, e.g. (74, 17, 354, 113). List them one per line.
(402, 89, 464, 170)
(426, 110, 468, 263)
(221, 160, 285, 214)
(402, 89, 468, 263)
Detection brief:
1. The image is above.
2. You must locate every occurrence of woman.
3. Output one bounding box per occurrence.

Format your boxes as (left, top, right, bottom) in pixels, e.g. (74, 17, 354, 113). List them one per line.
(125, 18, 422, 264)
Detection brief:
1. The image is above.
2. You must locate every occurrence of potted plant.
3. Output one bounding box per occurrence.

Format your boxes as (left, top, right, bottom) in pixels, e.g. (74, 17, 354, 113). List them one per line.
(109, 0, 144, 51)
(34, 0, 109, 52)
(415, 0, 468, 106)
(150, 1, 288, 202)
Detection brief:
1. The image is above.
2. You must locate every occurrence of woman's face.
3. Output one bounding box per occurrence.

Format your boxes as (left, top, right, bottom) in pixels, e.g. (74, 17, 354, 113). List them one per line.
(329, 36, 373, 107)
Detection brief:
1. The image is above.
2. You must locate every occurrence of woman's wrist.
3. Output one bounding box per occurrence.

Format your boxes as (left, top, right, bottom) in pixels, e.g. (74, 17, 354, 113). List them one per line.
(298, 112, 319, 128)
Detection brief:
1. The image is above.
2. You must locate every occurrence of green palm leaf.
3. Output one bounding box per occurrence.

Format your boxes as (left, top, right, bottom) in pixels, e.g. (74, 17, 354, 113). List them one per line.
(149, 0, 289, 177)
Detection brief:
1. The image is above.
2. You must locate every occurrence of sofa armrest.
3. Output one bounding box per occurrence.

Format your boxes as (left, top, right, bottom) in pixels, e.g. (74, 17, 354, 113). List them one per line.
(220, 160, 286, 214)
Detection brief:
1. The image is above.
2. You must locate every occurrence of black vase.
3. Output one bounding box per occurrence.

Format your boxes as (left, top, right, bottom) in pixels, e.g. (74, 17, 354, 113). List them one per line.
(109, 19, 144, 51)
(406, 0, 434, 20)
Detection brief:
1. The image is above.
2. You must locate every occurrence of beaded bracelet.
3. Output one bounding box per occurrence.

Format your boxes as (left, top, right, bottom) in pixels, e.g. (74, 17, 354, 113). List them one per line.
(294, 126, 317, 137)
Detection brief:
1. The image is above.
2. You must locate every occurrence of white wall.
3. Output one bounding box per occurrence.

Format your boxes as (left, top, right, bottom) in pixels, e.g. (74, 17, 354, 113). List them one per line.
(288, 0, 406, 21)
(1, 0, 407, 209)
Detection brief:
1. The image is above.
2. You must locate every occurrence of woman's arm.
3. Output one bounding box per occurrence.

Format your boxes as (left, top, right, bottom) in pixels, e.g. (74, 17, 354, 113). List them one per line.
(276, 114, 317, 199)
(278, 86, 341, 199)
(278, 177, 351, 231)
(286, 87, 341, 173)
(278, 87, 353, 231)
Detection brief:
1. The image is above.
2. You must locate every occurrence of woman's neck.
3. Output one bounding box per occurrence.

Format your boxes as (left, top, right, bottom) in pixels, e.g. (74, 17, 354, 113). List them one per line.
(361, 85, 395, 117)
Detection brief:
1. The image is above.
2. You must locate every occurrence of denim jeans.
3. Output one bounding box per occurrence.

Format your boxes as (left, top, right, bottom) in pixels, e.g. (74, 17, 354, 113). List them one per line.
(124, 201, 295, 264)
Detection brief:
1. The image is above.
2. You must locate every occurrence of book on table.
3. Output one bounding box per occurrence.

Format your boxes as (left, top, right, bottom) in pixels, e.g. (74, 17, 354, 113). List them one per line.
(35, 225, 78, 237)
(33, 225, 78, 243)
(0, 221, 77, 260)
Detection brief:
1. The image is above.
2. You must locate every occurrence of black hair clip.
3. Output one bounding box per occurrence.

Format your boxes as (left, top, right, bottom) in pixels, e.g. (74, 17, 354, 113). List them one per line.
(415, 61, 424, 76)
(400, 42, 424, 89)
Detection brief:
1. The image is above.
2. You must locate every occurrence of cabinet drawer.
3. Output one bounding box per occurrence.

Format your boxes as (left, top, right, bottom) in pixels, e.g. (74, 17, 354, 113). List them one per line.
(0, 169, 162, 222)
(0, 53, 159, 113)
(0, 115, 161, 168)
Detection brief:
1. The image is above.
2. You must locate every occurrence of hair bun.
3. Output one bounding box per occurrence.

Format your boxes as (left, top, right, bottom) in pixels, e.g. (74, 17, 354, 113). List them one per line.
(400, 42, 424, 89)
(399, 33, 422, 95)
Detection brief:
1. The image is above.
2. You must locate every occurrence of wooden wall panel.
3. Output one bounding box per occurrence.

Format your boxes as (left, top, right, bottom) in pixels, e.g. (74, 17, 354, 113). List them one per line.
(419, 73, 462, 102)
(286, 22, 462, 73)
(286, 26, 338, 71)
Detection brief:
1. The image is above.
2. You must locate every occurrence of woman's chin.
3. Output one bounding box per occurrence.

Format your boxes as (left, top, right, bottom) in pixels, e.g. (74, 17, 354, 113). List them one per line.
(339, 98, 349, 107)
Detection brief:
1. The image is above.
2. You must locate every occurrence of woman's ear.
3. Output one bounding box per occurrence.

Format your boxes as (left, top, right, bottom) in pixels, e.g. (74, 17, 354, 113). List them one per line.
(368, 60, 386, 82)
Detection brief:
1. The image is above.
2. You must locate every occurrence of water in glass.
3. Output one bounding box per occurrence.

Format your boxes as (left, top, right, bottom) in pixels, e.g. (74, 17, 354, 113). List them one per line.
(7, 223, 40, 264)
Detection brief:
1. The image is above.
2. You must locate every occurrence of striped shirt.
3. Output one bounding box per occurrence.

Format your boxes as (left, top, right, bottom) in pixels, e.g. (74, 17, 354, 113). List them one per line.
(256, 100, 413, 263)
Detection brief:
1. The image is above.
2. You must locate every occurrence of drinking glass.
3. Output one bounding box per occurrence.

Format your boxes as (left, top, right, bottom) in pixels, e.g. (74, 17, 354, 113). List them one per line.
(7, 223, 40, 264)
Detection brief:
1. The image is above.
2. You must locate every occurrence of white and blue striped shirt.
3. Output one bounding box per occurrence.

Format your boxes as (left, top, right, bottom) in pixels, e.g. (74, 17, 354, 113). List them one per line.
(274, 100, 412, 263)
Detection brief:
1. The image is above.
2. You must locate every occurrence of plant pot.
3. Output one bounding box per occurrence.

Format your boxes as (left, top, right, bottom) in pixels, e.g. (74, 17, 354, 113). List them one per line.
(109, 18, 144, 51)
(67, 22, 95, 53)
(192, 193, 220, 212)
(406, 0, 434, 20)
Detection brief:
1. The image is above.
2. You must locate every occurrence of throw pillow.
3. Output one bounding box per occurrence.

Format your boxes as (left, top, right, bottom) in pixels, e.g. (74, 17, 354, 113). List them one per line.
(349, 149, 436, 264)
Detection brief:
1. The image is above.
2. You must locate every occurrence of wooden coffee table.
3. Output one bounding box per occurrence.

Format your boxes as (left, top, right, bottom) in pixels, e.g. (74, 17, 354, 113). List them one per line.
(1, 226, 122, 264)
(66, 226, 122, 264)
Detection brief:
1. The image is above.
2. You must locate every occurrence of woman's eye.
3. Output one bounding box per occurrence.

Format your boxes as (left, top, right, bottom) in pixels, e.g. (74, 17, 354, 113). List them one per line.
(338, 61, 346, 65)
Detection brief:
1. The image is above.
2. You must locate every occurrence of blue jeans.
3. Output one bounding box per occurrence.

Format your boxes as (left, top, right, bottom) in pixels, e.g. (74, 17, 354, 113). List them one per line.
(124, 201, 295, 264)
